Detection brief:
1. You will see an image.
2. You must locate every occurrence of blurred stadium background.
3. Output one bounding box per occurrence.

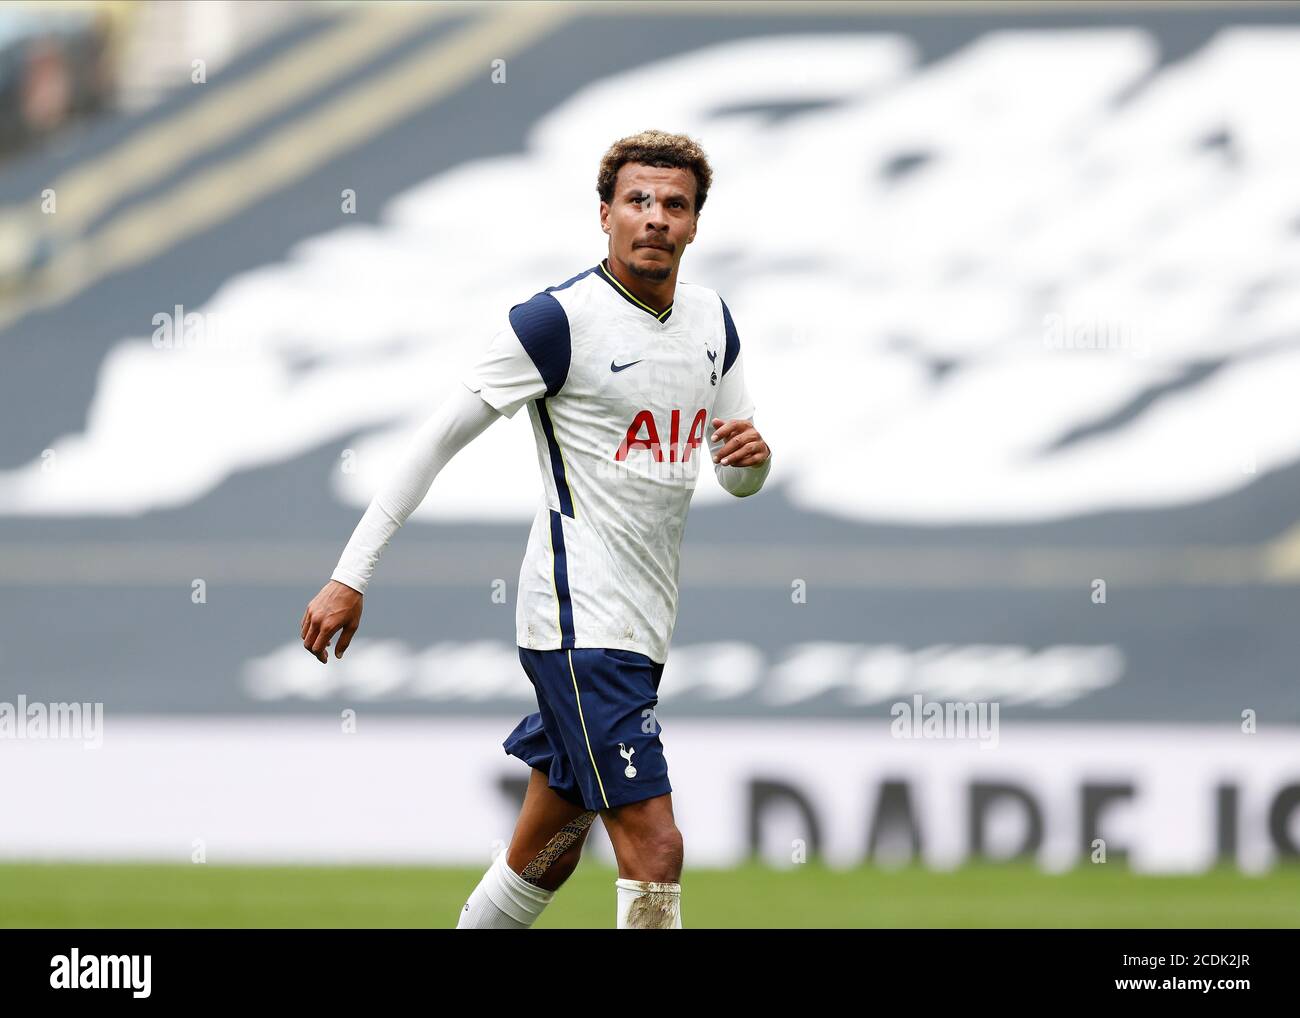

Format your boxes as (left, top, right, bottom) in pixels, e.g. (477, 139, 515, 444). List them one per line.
(1, 0, 1299, 928)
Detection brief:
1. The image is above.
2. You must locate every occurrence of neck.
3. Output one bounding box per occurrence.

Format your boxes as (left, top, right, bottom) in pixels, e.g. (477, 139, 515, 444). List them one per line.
(604, 254, 675, 314)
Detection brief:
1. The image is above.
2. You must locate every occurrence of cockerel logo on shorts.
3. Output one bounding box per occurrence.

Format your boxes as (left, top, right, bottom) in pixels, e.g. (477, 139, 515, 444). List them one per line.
(618, 743, 637, 778)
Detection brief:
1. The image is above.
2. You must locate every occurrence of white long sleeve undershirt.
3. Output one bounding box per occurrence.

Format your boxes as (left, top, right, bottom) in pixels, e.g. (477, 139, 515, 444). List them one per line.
(330, 384, 500, 594)
(330, 384, 771, 595)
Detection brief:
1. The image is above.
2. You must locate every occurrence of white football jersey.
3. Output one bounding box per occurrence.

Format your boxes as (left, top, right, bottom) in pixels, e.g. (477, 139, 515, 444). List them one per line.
(462, 257, 757, 664)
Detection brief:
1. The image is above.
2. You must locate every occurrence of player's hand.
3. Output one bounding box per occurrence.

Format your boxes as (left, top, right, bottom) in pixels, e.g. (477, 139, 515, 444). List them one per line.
(711, 417, 770, 468)
(300, 579, 363, 663)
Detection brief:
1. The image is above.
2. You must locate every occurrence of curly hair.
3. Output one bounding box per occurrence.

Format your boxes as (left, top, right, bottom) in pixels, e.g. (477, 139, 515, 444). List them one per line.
(596, 130, 713, 214)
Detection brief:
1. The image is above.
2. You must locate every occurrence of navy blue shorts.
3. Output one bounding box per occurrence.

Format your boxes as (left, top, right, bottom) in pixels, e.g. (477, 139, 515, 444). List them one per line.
(503, 647, 671, 811)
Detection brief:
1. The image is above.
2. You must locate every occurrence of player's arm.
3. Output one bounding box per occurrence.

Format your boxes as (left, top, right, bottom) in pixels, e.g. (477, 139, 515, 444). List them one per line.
(301, 299, 558, 663)
(709, 300, 771, 498)
(300, 384, 502, 663)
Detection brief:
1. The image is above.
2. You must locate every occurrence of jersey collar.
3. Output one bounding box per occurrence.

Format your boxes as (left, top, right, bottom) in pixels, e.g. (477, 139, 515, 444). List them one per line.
(597, 257, 673, 323)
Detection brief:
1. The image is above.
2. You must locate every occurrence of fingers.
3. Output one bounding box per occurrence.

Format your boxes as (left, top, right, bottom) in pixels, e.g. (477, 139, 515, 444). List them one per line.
(715, 428, 758, 464)
(302, 618, 322, 662)
(711, 417, 743, 445)
(725, 440, 769, 467)
(309, 621, 335, 663)
(334, 622, 358, 659)
(302, 614, 333, 664)
(712, 418, 768, 465)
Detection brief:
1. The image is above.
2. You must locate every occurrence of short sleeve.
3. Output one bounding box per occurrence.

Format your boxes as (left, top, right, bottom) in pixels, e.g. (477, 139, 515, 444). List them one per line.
(712, 298, 755, 421)
(462, 291, 572, 419)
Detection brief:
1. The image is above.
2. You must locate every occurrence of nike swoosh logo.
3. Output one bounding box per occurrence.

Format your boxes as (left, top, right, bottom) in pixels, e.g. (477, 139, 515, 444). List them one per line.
(611, 359, 643, 373)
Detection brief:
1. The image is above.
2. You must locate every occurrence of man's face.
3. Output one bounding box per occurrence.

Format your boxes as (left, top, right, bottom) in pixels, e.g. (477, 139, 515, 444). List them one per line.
(600, 163, 698, 282)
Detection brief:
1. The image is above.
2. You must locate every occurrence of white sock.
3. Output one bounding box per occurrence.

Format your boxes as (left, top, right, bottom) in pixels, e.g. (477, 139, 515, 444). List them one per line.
(456, 850, 555, 929)
(615, 878, 682, 929)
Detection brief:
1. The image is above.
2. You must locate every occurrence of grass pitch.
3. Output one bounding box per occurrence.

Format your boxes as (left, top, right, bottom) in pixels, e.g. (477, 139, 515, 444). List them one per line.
(1, 861, 1296, 928)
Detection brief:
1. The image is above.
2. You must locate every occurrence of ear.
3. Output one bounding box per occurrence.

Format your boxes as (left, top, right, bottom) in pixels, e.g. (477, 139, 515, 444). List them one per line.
(600, 201, 610, 234)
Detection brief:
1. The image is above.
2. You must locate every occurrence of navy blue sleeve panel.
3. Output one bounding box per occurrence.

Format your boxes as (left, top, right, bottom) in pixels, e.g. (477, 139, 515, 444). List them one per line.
(508, 291, 572, 397)
(719, 297, 741, 377)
